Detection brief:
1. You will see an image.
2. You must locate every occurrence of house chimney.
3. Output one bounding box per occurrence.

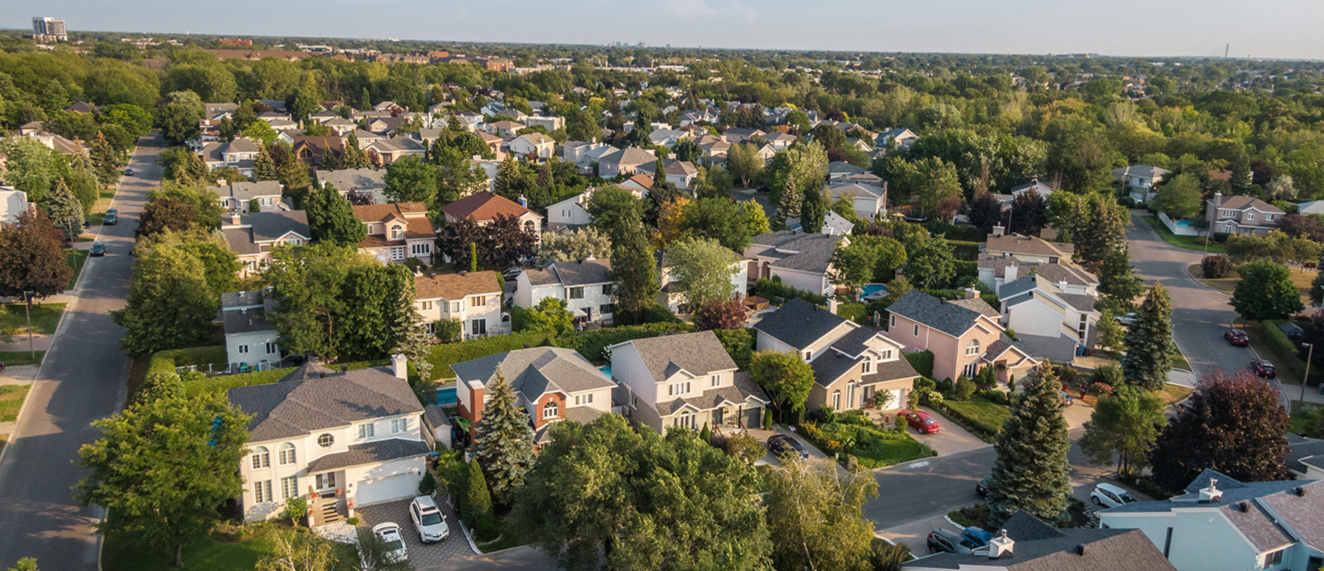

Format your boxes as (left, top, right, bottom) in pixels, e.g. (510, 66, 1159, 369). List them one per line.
(217, 179, 228, 187)
(1212, 192, 1223, 210)
(992, 224, 1005, 237)
(964, 287, 979, 300)
(391, 353, 408, 380)
(1199, 478, 1223, 503)
(230, 213, 242, 226)
(988, 529, 1014, 559)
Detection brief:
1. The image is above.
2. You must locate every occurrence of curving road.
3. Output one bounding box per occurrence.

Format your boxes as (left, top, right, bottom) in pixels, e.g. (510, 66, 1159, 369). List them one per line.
(1125, 212, 1256, 380)
(0, 135, 161, 570)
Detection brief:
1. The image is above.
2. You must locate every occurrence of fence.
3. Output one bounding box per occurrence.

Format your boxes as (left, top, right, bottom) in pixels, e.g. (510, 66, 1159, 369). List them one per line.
(176, 359, 285, 376)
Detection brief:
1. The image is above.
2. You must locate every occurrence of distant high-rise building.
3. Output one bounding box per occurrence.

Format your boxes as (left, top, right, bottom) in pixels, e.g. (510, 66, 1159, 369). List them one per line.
(32, 17, 67, 42)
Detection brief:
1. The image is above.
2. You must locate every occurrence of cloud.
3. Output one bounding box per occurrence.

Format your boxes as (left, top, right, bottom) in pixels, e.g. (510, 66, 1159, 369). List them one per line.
(730, 0, 756, 23)
(664, 0, 718, 18)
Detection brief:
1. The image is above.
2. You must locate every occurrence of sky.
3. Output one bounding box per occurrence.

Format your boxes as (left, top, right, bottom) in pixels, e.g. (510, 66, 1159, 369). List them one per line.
(9, 0, 1324, 60)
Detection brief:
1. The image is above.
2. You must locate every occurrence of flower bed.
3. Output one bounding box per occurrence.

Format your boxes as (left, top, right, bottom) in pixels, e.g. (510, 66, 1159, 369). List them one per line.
(800, 413, 935, 468)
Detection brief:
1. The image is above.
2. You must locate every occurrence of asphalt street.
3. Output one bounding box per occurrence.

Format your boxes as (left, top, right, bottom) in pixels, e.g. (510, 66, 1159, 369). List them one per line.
(0, 135, 160, 570)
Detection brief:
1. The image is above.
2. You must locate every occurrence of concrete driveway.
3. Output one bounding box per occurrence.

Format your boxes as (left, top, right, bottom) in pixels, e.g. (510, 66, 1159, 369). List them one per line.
(749, 426, 830, 466)
(353, 495, 475, 570)
(903, 407, 989, 458)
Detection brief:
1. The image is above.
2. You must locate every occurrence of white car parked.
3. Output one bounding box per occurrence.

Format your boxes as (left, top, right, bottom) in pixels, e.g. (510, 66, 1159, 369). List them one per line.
(1090, 483, 1138, 509)
(371, 522, 408, 564)
(409, 496, 450, 543)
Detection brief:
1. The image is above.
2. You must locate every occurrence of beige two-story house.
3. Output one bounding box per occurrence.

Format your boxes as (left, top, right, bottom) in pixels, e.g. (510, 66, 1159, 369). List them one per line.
(352, 202, 436, 264)
(1207, 192, 1285, 236)
(611, 331, 769, 433)
(221, 211, 311, 278)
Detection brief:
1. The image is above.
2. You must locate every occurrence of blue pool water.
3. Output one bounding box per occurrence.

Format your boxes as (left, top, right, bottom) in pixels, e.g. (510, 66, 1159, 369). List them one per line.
(599, 365, 612, 379)
(1174, 220, 1192, 227)
(861, 284, 887, 297)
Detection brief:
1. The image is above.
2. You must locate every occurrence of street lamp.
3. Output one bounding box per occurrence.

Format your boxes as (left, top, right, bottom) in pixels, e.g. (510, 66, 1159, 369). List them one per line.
(1301, 342, 1315, 409)
(23, 291, 34, 360)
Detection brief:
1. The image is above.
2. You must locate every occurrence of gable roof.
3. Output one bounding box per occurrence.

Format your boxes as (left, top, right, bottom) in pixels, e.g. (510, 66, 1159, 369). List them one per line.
(1112, 164, 1170, 180)
(449, 347, 615, 398)
(525, 259, 613, 287)
(316, 168, 386, 192)
(620, 331, 738, 383)
(415, 271, 501, 301)
(598, 146, 656, 168)
(753, 298, 846, 350)
(986, 234, 1075, 258)
(887, 290, 999, 338)
(906, 511, 1175, 571)
(1215, 194, 1286, 214)
(211, 180, 283, 202)
(221, 211, 310, 254)
(227, 362, 422, 442)
(440, 191, 538, 222)
(745, 231, 844, 274)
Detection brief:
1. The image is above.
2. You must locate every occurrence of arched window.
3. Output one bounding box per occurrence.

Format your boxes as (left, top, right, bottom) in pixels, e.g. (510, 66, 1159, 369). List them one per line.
(278, 443, 296, 465)
(847, 382, 857, 409)
(965, 338, 981, 357)
(832, 390, 842, 410)
(390, 225, 403, 239)
(678, 411, 693, 429)
(251, 446, 270, 469)
(524, 220, 536, 234)
(543, 400, 559, 419)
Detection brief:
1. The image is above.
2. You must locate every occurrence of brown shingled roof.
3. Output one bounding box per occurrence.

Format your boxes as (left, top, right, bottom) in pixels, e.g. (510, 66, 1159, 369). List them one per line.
(415, 271, 501, 300)
(440, 191, 536, 222)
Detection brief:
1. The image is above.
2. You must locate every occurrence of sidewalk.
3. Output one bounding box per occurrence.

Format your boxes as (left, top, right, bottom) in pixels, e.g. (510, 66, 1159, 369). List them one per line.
(0, 335, 53, 354)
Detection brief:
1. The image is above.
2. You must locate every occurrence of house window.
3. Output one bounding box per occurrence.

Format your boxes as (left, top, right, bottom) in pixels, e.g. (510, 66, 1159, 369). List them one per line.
(889, 315, 895, 329)
(543, 401, 559, 419)
(965, 339, 980, 357)
(1266, 214, 1275, 222)
(669, 382, 691, 396)
(317, 433, 334, 448)
(524, 220, 536, 233)
(568, 287, 584, 299)
(802, 351, 811, 361)
(574, 393, 594, 406)
(1265, 548, 1285, 567)
(676, 411, 694, 429)
(390, 226, 404, 240)
(913, 324, 919, 337)
(963, 362, 979, 378)
(254, 480, 273, 503)
(251, 446, 270, 469)
(391, 418, 408, 433)
(412, 243, 431, 255)
(238, 344, 249, 354)
(266, 342, 277, 354)
(862, 360, 872, 374)
(471, 296, 487, 307)
(278, 443, 296, 465)
(280, 476, 299, 499)
(1246, 213, 1255, 221)
(599, 304, 614, 315)
(602, 284, 614, 295)
(832, 390, 842, 410)
(847, 382, 856, 408)
(879, 350, 893, 360)
(358, 423, 375, 439)
(1222, 224, 1233, 233)
(391, 247, 405, 261)
(630, 393, 638, 408)
(421, 301, 434, 310)
(451, 301, 462, 312)
(471, 319, 487, 336)
(711, 374, 721, 388)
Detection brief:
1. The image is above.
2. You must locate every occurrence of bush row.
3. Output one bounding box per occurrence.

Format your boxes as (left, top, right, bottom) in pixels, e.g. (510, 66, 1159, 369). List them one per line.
(922, 221, 988, 243)
(949, 240, 983, 261)
(751, 277, 829, 306)
(904, 350, 935, 379)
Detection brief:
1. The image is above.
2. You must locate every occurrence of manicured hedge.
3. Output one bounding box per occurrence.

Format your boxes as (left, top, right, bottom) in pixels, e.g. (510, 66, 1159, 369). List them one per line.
(953, 260, 978, 279)
(552, 322, 693, 364)
(752, 278, 829, 306)
(837, 303, 867, 324)
(922, 221, 987, 242)
(904, 350, 935, 379)
(425, 331, 557, 380)
(147, 345, 229, 376)
(949, 240, 982, 261)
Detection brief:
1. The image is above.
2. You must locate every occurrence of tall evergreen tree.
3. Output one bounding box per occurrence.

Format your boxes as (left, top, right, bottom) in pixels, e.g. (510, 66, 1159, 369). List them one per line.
(90, 132, 120, 187)
(319, 145, 341, 171)
(610, 223, 659, 325)
(44, 178, 84, 241)
(1098, 245, 1145, 307)
(392, 286, 434, 382)
(986, 366, 1073, 527)
(492, 156, 522, 200)
(1070, 194, 1126, 274)
(342, 131, 369, 169)
(305, 183, 366, 247)
(252, 146, 279, 182)
(1119, 284, 1177, 390)
(473, 372, 536, 505)
(777, 178, 801, 227)
(799, 185, 828, 234)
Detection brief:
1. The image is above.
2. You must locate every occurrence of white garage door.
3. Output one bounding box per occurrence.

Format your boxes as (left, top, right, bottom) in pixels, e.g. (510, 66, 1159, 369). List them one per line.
(356, 474, 417, 506)
(886, 389, 906, 411)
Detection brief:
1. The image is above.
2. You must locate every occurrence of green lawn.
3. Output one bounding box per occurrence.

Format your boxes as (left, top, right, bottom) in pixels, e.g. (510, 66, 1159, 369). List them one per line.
(1290, 401, 1321, 438)
(0, 303, 65, 334)
(0, 351, 46, 366)
(0, 385, 31, 422)
(103, 523, 359, 571)
(941, 398, 1013, 441)
(1139, 214, 1225, 254)
(801, 418, 934, 468)
(67, 249, 89, 290)
(1159, 383, 1194, 406)
(1171, 351, 1192, 372)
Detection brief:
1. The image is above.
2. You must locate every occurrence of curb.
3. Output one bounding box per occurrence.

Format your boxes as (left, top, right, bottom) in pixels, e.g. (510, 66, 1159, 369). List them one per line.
(944, 515, 963, 530)
(445, 494, 481, 555)
(1181, 263, 1233, 295)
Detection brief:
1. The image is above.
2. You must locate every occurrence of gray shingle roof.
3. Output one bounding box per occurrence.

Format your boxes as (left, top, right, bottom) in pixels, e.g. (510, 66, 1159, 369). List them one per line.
(622, 331, 738, 383)
(316, 168, 386, 192)
(887, 290, 998, 338)
(861, 358, 919, 386)
(305, 438, 431, 473)
(1286, 437, 1324, 473)
(745, 231, 843, 274)
(753, 298, 846, 350)
(227, 363, 422, 442)
(449, 347, 615, 397)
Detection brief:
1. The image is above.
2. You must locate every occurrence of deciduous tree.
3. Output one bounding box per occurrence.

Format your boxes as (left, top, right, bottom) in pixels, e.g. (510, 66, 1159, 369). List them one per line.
(538, 227, 612, 264)
(1079, 385, 1167, 477)
(1232, 259, 1304, 321)
(0, 211, 74, 300)
(667, 237, 737, 310)
(766, 458, 878, 571)
(903, 235, 956, 289)
(112, 245, 219, 355)
(158, 90, 204, 144)
(382, 155, 436, 206)
(749, 350, 815, 422)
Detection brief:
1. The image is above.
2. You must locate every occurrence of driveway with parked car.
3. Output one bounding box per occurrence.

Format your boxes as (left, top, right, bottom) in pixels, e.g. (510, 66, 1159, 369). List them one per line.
(353, 496, 474, 569)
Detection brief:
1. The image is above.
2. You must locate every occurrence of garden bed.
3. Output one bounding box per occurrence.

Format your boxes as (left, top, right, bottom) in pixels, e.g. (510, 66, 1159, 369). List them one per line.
(799, 413, 934, 468)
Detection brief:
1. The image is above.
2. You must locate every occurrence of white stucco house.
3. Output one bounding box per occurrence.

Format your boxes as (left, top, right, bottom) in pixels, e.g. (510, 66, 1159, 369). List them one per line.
(743, 231, 845, 296)
(220, 290, 281, 373)
(513, 260, 616, 326)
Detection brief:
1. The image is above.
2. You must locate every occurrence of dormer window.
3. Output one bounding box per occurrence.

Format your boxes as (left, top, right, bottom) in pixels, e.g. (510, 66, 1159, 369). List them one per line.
(390, 225, 404, 239)
(317, 433, 334, 448)
(862, 360, 872, 374)
(543, 401, 559, 419)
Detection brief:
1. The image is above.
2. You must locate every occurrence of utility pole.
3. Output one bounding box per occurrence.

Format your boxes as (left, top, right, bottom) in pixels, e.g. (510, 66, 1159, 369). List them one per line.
(1225, 43, 1230, 59)
(23, 291, 34, 360)
(1301, 342, 1315, 409)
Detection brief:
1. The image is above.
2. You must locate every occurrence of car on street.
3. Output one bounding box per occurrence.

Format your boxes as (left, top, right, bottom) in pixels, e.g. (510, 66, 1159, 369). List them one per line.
(89, 242, 105, 257)
(1090, 483, 1139, 508)
(927, 528, 979, 554)
(370, 522, 408, 564)
(1114, 312, 1139, 327)
(1251, 359, 1277, 379)
(975, 477, 992, 498)
(103, 209, 118, 225)
(1059, 390, 1074, 407)
(1224, 329, 1250, 347)
(961, 526, 995, 548)
(767, 434, 808, 460)
(408, 496, 449, 543)
(900, 409, 941, 434)
(124, 168, 133, 176)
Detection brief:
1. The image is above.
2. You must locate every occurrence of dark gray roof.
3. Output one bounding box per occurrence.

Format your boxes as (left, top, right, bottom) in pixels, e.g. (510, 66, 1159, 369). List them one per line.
(1286, 437, 1324, 473)
(998, 276, 1038, 301)
(534, 407, 606, 444)
(449, 347, 614, 397)
(810, 352, 859, 387)
(223, 211, 310, 254)
(622, 330, 738, 383)
(887, 290, 998, 338)
(1034, 263, 1098, 287)
(745, 231, 843, 274)
(1008, 334, 1073, 364)
(305, 438, 431, 473)
(1058, 292, 1096, 312)
(222, 304, 275, 335)
(861, 358, 919, 386)
(827, 161, 867, 175)
(752, 298, 846, 350)
(211, 181, 283, 201)
(663, 371, 769, 413)
(227, 362, 422, 442)
(525, 260, 614, 287)
(828, 326, 880, 357)
(906, 511, 1175, 571)
(316, 168, 386, 192)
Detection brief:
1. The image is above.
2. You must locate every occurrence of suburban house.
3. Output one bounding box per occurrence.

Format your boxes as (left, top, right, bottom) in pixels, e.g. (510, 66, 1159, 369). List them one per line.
(220, 290, 281, 373)
(524, 116, 564, 132)
(822, 211, 855, 236)
(996, 274, 1099, 359)
(351, 203, 435, 264)
(1287, 435, 1324, 481)
(485, 120, 523, 137)
(743, 231, 845, 296)
(611, 331, 770, 433)
(221, 211, 312, 277)
(451, 347, 616, 443)
(984, 233, 1075, 264)
(513, 260, 616, 326)
(1113, 164, 1171, 202)
(1099, 470, 1324, 571)
(1207, 192, 1285, 236)
(876, 128, 919, 151)
(229, 359, 429, 524)
(977, 252, 1098, 296)
(292, 136, 344, 167)
(597, 147, 657, 178)
(0, 187, 31, 226)
(507, 133, 555, 160)
(655, 249, 748, 313)
(562, 141, 609, 166)
(764, 132, 797, 151)
(638, 158, 699, 189)
(885, 290, 1039, 382)
(414, 271, 507, 340)
(619, 174, 654, 195)
(754, 299, 918, 414)
(826, 181, 886, 221)
(440, 191, 544, 240)
(210, 181, 286, 213)
(903, 511, 1175, 571)
(1009, 177, 1055, 199)
(648, 128, 689, 148)
(364, 137, 427, 165)
(722, 127, 765, 144)
(546, 185, 645, 233)
(315, 168, 387, 204)
(199, 138, 262, 175)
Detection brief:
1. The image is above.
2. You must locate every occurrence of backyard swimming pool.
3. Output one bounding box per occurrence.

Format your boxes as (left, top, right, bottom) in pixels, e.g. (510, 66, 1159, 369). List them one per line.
(599, 365, 612, 379)
(861, 284, 887, 299)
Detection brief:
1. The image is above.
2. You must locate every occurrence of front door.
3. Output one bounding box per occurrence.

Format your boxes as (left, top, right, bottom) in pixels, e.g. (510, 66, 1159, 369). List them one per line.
(712, 408, 724, 427)
(315, 473, 337, 497)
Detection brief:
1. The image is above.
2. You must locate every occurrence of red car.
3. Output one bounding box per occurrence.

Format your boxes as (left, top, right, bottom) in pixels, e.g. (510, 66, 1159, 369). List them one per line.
(1251, 360, 1277, 379)
(900, 409, 941, 434)
(1224, 329, 1249, 347)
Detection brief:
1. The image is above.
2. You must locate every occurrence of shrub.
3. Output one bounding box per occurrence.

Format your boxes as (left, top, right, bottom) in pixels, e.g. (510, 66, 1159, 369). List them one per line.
(905, 351, 935, 378)
(752, 277, 828, 306)
(433, 318, 463, 342)
(418, 472, 438, 496)
(954, 376, 976, 400)
(762, 409, 773, 429)
(1202, 255, 1233, 278)
(953, 259, 978, 278)
(837, 302, 867, 323)
(869, 538, 911, 571)
(283, 497, 308, 526)
(816, 406, 839, 424)
(713, 328, 754, 369)
(346, 517, 361, 526)
(935, 377, 955, 396)
(913, 377, 936, 392)
(920, 389, 944, 407)
(981, 389, 1009, 406)
(462, 460, 493, 533)
(922, 220, 987, 242)
(724, 431, 765, 465)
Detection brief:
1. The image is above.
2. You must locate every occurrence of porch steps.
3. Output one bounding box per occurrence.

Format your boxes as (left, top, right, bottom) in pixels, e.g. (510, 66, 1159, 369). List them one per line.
(319, 499, 343, 525)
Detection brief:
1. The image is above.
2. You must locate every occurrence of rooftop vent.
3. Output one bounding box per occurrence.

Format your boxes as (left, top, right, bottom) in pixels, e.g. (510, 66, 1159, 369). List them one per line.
(1199, 478, 1223, 503)
(1295, 486, 1308, 497)
(1237, 501, 1250, 512)
(1075, 544, 1087, 556)
(988, 529, 1014, 559)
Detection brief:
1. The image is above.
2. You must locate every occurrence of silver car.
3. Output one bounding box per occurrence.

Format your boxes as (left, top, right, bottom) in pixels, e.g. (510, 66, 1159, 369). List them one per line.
(372, 522, 408, 564)
(409, 496, 450, 543)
